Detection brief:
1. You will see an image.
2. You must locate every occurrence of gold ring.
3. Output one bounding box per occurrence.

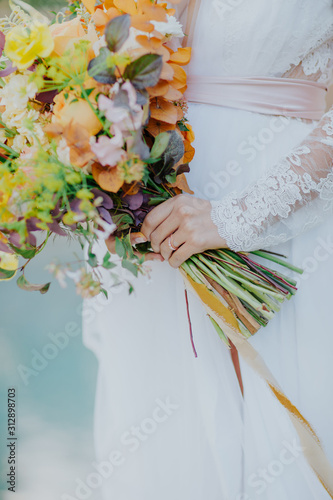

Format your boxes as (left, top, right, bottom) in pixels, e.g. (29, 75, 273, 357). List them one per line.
(168, 235, 178, 252)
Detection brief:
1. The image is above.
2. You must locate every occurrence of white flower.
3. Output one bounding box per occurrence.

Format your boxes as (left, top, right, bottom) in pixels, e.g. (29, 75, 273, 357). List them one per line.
(0, 73, 38, 113)
(152, 15, 184, 39)
(12, 134, 27, 152)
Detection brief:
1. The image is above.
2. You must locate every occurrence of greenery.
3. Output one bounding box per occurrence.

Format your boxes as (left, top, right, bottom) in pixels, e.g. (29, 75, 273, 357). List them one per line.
(0, 0, 66, 17)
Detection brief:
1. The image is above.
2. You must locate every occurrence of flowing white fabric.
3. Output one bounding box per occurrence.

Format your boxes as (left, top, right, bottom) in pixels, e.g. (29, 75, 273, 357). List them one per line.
(83, 1, 333, 499)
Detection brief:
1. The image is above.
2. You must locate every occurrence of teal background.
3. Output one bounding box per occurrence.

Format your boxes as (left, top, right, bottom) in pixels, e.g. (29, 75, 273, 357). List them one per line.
(0, 237, 100, 500)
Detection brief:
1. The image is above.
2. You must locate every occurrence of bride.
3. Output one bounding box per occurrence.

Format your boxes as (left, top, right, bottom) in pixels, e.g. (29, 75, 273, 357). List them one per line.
(83, 1, 333, 498)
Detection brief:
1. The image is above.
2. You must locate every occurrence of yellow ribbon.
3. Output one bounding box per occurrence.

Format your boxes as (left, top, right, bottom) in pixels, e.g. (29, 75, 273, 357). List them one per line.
(180, 269, 333, 497)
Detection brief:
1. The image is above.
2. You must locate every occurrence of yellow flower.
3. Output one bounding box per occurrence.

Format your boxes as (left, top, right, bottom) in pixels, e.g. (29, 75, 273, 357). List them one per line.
(5, 21, 54, 70)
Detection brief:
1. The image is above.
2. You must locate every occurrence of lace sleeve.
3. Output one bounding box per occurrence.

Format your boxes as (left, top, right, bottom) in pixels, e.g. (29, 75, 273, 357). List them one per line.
(210, 106, 333, 251)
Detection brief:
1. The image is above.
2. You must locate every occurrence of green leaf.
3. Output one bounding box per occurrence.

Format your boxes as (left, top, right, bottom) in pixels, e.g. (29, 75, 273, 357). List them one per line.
(161, 130, 184, 169)
(105, 14, 131, 52)
(177, 121, 190, 132)
(10, 244, 37, 259)
(100, 287, 108, 299)
(0, 141, 19, 158)
(123, 54, 163, 90)
(17, 274, 50, 294)
(165, 171, 177, 184)
(122, 259, 138, 277)
(115, 237, 126, 258)
(112, 213, 134, 231)
(102, 252, 117, 270)
(0, 268, 16, 280)
(150, 132, 171, 159)
(88, 251, 98, 267)
(123, 233, 134, 259)
(81, 88, 94, 98)
(88, 47, 116, 85)
(128, 283, 134, 294)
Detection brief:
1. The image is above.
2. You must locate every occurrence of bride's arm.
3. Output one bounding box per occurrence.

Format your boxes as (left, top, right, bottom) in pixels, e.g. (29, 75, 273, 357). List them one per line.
(211, 105, 333, 251)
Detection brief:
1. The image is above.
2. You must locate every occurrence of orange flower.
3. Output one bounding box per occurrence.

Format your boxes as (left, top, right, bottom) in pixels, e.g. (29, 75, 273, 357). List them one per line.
(50, 18, 98, 57)
(169, 173, 194, 195)
(146, 119, 176, 137)
(45, 121, 95, 169)
(92, 162, 124, 193)
(184, 123, 195, 144)
(113, 0, 167, 32)
(150, 97, 179, 125)
(52, 90, 102, 136)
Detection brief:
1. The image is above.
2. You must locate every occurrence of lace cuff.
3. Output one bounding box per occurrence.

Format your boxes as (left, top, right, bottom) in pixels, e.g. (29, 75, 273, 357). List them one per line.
(211, 107, 333, 252)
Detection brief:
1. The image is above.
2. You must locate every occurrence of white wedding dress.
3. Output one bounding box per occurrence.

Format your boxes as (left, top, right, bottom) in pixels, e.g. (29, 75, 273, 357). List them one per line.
(83, 1, 333, 498)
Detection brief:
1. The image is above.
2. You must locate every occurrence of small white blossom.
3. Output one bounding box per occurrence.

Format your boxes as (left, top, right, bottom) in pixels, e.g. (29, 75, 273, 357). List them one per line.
(152, 15, 184, 39)
(0, 73, 38, 113)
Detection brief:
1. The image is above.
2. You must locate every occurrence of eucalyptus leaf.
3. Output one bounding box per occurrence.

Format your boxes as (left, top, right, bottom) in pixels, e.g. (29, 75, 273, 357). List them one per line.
(105, 14, 131, 52)
(123, 54, 163, 89)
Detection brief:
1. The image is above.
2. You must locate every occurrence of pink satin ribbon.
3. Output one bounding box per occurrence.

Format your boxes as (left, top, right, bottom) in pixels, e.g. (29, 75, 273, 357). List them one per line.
(186, 75, 328, 120)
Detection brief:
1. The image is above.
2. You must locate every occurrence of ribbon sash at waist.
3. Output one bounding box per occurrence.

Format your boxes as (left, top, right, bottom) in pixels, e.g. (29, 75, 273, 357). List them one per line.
(185, 75, 327, 120)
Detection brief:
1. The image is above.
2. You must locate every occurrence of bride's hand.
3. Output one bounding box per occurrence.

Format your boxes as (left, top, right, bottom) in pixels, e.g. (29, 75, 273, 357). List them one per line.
(141, 194, 227, 268)
(105, 233, 164, 262)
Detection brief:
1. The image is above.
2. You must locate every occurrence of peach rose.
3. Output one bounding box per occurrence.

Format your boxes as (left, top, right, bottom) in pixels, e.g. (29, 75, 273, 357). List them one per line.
(50, 18, 98, 56)
(52, 90, 102, 136)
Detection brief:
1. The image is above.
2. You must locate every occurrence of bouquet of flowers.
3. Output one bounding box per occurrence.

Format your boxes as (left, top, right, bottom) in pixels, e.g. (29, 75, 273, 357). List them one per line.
(0, 0, 302, 344)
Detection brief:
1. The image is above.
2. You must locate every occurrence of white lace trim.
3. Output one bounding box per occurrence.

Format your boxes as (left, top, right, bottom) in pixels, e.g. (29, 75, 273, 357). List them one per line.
(282, 21, 333, 82)
(300, 39, 333, 84)
(211, 108, 333, 251)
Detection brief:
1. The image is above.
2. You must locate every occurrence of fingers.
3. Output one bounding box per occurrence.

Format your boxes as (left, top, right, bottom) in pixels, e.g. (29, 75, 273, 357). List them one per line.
(150, 217, 180, 253)
(168, 243, 193, 269)
(144, 252, 164, 262)
(159, 228, 186, 261)
(105, 235, 116, 254)
(141, 197, 176, 241)
(106, 232, 147, 254)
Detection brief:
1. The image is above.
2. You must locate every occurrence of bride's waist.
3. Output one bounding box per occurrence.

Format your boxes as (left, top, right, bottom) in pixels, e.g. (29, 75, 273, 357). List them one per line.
(185, 75, 327, 121)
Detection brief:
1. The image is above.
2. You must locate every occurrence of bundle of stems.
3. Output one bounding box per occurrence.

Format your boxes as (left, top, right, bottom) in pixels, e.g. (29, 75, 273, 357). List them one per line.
(181, 249, 303, 346)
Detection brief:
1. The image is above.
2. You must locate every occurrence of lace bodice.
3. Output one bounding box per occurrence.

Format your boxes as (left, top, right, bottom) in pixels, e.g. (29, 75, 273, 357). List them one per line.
(176, 0, 333, 251)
